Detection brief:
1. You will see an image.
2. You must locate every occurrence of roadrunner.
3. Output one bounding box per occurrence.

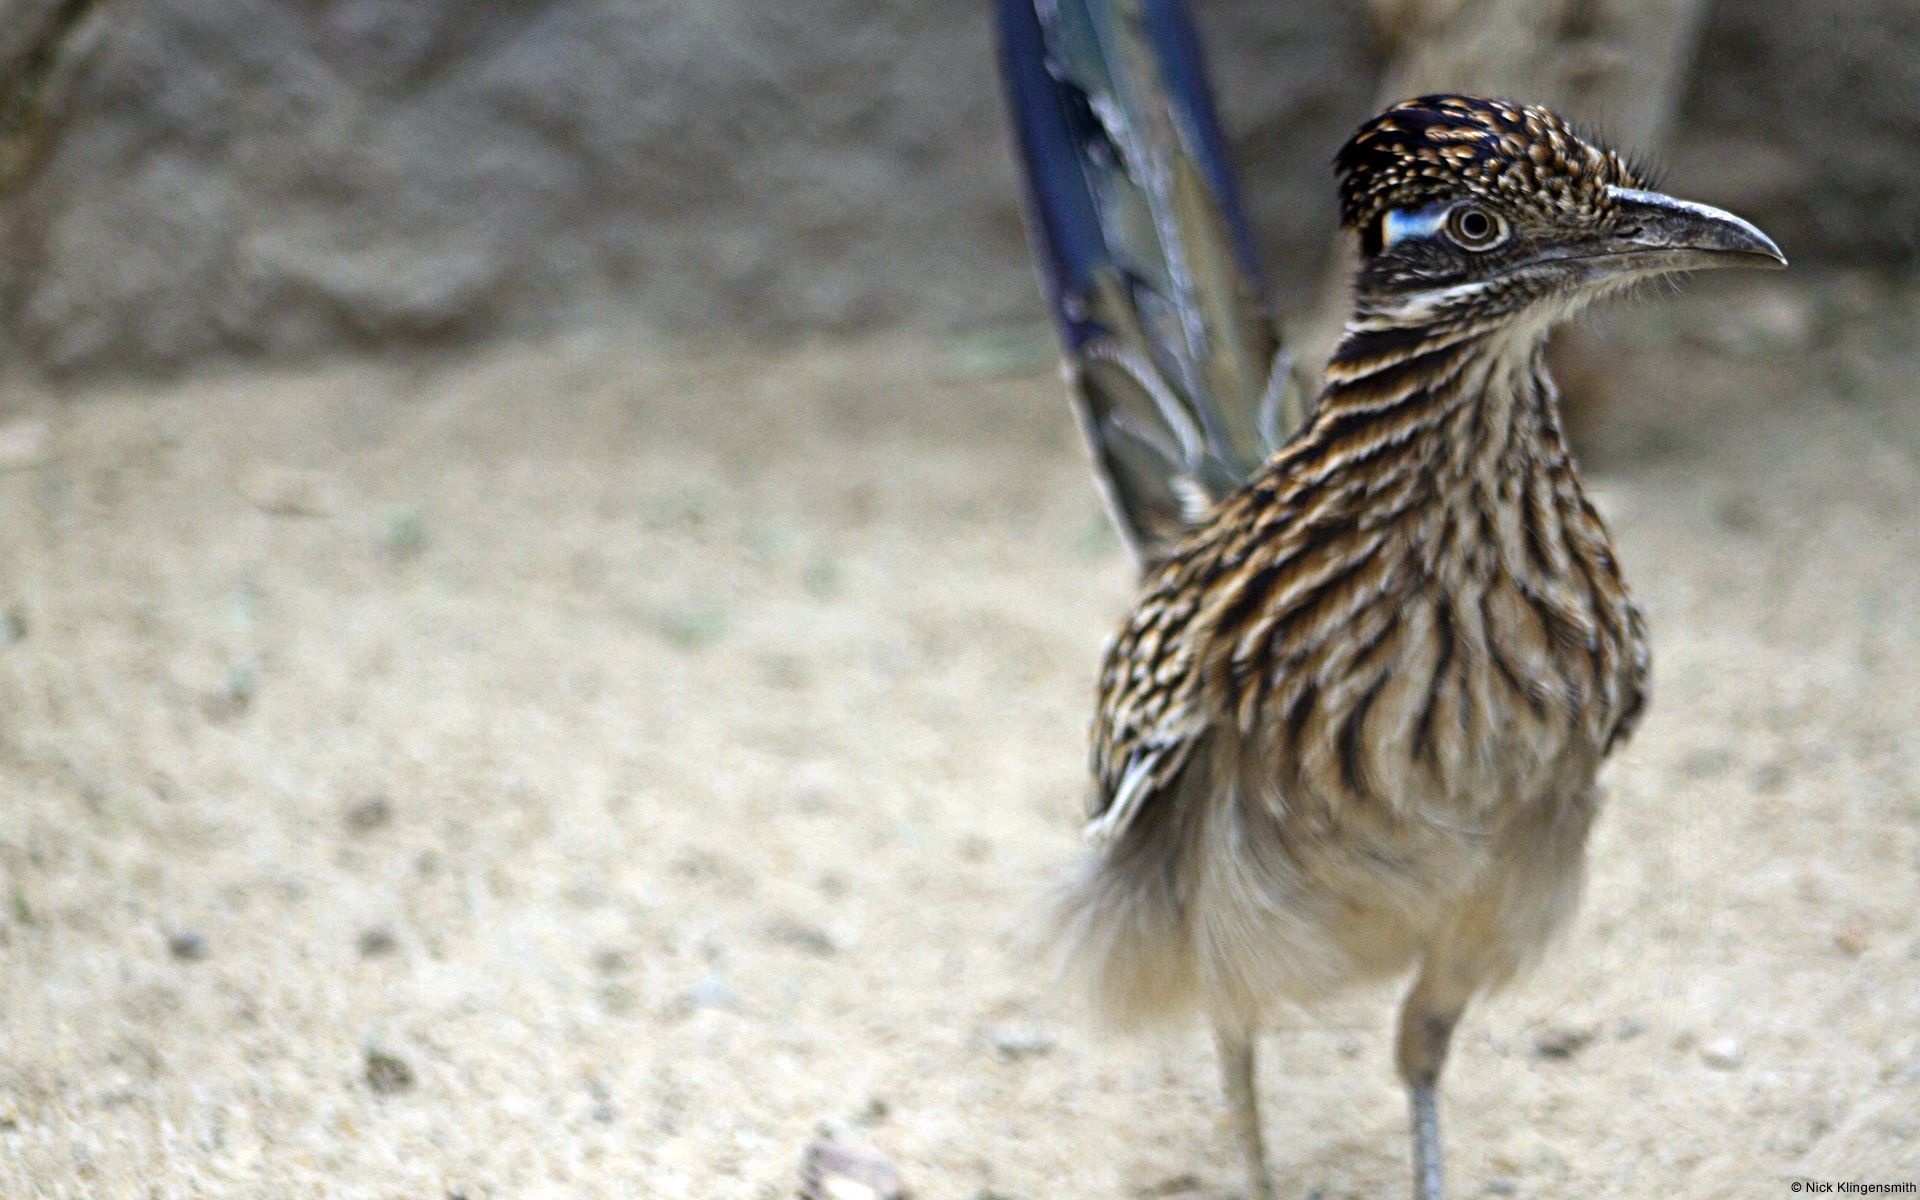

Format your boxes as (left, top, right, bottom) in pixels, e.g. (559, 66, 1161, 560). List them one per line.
(996, 5, 1786, 1198)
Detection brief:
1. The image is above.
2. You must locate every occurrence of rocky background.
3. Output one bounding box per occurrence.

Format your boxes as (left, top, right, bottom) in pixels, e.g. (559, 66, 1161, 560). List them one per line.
(0, 0, 1913, 377)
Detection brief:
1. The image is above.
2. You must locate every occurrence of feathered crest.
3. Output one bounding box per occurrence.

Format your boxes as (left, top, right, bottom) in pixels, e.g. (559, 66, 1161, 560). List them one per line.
(1336, 95, 1644, 248)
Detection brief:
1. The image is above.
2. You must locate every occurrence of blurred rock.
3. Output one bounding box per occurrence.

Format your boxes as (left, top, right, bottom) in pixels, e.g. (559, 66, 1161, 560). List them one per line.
(0, 0, 1907, 376)
(0, 0, 1374, 375)
(765, 917, 837, 957)
(356, 926, 396, 956)
(364, 1048, 414, 1094)
(199, 661, 257, 722)
(344, 794, 392, 831)
(1531, 1025, 1595, 1061)
(798, 1134, 908, 1200)
(989, 1024, 1054, 1061)
(1700, 1036, 1745, 1070)
(591, 947, 628, 974)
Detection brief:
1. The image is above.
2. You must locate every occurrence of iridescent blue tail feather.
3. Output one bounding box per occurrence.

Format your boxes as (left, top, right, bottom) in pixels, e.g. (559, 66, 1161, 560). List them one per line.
(996, 0, 1309, 563)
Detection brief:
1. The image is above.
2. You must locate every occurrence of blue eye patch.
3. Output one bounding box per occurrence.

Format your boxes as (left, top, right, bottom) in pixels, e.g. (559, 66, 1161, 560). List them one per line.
(1381, 202, 1450, 248)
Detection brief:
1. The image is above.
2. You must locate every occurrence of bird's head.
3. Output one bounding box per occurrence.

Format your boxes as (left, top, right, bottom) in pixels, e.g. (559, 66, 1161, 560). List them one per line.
(1335, 95, 1785, 326)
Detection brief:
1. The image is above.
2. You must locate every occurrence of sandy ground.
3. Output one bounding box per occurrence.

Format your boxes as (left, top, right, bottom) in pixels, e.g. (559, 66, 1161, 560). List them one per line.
(1, 275, 1918, 1199)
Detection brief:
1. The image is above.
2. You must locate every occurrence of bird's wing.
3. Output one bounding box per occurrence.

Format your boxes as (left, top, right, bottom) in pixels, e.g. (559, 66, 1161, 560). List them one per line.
(996, 0, 1311, 566)
(1085, 568, 1212, 842)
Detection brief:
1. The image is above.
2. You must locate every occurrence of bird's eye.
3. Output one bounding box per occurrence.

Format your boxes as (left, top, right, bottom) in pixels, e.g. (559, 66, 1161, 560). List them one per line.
(1444, 205, 1507, 250)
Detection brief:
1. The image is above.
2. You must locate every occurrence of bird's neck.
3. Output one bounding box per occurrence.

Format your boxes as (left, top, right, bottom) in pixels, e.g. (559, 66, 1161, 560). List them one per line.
(1310, 299, 1569, 489)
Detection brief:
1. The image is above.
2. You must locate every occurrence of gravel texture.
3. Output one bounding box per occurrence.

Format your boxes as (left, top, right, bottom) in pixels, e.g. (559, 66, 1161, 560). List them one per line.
(1, 274, 1918, 1196)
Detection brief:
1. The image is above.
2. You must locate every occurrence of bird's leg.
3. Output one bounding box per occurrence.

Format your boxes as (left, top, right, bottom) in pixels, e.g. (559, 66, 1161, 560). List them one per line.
(1214, 1024, 1274, 1200)
(1408, 1077, 1445, 1200)
(1395, 965, 1473, 1200)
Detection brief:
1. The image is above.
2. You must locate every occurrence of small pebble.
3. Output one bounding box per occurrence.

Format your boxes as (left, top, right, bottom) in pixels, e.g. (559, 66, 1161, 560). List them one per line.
(587, 1077, 615, 1124)
(1485, 1181, 1518, 1197)
(798, 1134, 908, 1200)
(225, 661, 258, 708)
(593, 947, 628, 974)
(1531, 1026, 1594, 1060)
(0, 604, 25, 646)
(1713, 497, 1763, 536)
(357, 927, 397, 956)
(766, 917, 837, 957)
(345, 795, 392, 831)
(200, 663, 257, 721)
(365, 1049, 415, 1094)
(991, 1025, 1055, 1061)
(1700, 1036, 1744, 1070)
(1679, 746, 1734, 779)
(1615, 1017, 1647, 1041)
(167, 931, 208, 961)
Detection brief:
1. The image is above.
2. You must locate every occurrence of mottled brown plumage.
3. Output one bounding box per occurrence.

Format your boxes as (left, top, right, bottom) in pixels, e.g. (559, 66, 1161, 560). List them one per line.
(1055, 96, 1784, 1200)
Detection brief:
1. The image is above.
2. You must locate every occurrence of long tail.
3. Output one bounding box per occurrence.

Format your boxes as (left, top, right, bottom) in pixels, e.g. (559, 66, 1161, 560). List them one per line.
(996, 0, 1310, 566)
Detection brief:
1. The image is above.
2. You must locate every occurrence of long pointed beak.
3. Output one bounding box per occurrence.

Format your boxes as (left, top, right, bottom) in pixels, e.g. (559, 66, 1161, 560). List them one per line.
(1598, 186, 1788, 271)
